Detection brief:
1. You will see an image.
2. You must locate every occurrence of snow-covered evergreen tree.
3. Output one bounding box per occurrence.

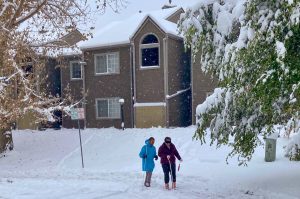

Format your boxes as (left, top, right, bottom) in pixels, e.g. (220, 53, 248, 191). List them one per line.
(179, 0, 300, 164)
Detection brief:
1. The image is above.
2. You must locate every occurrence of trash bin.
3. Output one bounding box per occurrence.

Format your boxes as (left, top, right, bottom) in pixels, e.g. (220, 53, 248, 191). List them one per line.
(265, 138, 277, 162)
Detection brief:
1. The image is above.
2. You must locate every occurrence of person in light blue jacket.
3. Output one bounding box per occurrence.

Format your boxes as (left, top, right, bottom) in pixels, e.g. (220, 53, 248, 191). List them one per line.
(139, 137, 158, 187)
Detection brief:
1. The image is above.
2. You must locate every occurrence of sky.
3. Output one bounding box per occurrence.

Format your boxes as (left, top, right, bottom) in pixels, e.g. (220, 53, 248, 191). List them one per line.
(90, 0, 199, 29)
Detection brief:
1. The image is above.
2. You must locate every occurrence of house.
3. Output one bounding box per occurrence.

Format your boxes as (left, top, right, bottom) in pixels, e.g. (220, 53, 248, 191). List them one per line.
(60, 6, 216, 129)
(16, 30, 85, 130)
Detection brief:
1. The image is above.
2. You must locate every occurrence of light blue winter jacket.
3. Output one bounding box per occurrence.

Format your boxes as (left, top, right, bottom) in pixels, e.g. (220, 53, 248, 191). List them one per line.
(139, 139, 157, 172)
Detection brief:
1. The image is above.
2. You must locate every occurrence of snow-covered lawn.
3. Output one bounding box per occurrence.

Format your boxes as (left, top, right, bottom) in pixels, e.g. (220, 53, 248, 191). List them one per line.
(0, 127, 300, 199)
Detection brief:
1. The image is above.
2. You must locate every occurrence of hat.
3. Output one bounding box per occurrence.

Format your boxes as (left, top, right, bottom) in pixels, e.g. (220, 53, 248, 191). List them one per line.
(149, 137, 155, 141)
(164, 137, 171, 143)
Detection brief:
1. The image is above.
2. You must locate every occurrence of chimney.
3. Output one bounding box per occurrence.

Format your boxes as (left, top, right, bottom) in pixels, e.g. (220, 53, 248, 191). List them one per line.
(162, 0, 177, 9)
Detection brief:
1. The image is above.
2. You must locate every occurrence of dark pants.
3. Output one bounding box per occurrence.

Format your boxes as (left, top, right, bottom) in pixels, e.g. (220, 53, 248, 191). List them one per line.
(162, 163, 176, 183)
(144, 172, 152, 187)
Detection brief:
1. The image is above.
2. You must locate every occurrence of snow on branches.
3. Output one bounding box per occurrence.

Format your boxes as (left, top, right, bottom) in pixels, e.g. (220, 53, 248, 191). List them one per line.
(0, 0, 125, 151)
(284, 117, 300, 160)
(180, 0, 300, 163)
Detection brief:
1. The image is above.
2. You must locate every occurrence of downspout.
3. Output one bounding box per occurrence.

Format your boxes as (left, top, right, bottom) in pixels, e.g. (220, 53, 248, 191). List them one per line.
(163, 36, 169, 128)
(132, 42, 137, 128)
(60, 58, 64, 128)
(190, 50, 194, 125)
(130, 43, 134, 128)
(81, 54, 87, 129)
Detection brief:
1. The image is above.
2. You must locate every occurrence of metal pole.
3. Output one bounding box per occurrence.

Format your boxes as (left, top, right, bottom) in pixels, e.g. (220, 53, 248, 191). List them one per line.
(121, 104, 125, 130)
(81, 61, 87, 129)
(77, 118, 84, 168)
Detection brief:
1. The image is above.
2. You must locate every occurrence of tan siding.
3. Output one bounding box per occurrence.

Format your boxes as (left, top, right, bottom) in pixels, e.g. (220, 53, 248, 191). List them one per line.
(135, 106, 166, 128)
(17, 111, 39, 130)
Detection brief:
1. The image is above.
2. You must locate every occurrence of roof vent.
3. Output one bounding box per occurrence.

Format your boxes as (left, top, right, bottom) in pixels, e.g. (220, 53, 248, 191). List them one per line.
(162, 0, 177, 9)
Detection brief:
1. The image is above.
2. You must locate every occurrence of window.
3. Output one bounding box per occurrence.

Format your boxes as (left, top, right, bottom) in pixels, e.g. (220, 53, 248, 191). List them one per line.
(95, 52, 119, 75)
(70, 61, 82, 79)
(96, 98, 121, 119)
(140, 34, 159, 68)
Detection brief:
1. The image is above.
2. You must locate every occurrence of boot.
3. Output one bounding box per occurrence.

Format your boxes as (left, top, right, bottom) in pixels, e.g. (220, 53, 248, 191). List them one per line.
(144, 172, 152, 187)
(165, 183, 170, 190)
(172, 182, 176, 189)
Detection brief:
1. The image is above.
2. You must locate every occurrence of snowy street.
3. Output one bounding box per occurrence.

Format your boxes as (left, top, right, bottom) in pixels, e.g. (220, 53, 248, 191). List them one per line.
(0, 127, 300, 199)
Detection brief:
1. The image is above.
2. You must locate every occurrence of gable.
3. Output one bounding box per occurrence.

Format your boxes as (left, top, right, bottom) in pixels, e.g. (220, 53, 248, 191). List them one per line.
(130, 15, 182, 42)
(131, 16, 166, 41)
(166, 8, 185, 23)
(47, 29, 85, 47)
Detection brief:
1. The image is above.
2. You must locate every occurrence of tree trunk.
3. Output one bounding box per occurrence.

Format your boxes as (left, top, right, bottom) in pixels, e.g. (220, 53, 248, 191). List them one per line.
(0, 127, 13, 153)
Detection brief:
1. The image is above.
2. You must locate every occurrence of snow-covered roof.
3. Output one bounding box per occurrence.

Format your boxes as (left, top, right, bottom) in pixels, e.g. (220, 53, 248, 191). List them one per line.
(33, 44, 82, 58)
(79, 7, 183, 50)
(57, 42, 83, 57)
(32, 29, 84, 57)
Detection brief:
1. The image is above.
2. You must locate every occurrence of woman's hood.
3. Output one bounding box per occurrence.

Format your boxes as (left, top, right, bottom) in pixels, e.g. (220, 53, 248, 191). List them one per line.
(145, 139, 150, 145)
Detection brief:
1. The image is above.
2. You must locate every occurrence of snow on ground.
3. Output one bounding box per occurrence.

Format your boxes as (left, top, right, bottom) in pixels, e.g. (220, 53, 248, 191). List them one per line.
(0, 127, 300, 199)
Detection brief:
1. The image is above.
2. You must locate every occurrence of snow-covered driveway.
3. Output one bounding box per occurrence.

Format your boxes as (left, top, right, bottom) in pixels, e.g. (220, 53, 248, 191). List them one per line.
(0, 127, 300, 199)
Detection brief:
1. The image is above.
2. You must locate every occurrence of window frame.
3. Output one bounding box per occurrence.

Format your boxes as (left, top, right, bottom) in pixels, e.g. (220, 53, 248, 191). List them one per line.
(139, 33, 160, 70)
(94, 52, 120, 75)
(95, 97, 121, 119)
(70, 61, 82, 80)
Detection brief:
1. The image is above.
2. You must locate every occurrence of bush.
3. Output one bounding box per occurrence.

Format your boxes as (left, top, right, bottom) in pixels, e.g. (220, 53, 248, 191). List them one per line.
(285, 133, 300, 161)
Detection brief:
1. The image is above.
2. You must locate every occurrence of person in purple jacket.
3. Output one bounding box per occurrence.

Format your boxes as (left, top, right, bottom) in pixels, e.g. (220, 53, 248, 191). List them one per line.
(158, 137, 182, 190)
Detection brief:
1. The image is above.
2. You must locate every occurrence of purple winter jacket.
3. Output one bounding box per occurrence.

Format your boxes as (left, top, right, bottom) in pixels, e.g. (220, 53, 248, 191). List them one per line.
(158, 143, 182, 164)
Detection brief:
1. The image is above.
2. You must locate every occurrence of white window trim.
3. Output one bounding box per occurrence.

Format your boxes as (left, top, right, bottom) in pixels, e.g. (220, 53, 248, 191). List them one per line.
(134, 102, 166, 107)
(94, 52, 120, 75)
(140, 34, 160, 69)
(140, 65, 160, 70)
(95, 97, 121, 119)
(70, 61, 82, 80)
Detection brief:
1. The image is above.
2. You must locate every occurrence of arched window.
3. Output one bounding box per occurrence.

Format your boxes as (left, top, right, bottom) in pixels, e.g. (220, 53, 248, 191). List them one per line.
(140, 34, 159, 68)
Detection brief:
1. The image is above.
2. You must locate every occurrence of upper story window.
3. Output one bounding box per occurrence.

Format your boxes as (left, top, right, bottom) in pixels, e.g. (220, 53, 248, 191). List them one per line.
(70, 61, 82, 80)
(140, 34, 159, 68)
(95, 52, 120, 75)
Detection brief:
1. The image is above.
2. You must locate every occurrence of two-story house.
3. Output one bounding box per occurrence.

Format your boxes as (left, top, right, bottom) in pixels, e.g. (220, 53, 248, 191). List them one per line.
(61, 6, 216, 129)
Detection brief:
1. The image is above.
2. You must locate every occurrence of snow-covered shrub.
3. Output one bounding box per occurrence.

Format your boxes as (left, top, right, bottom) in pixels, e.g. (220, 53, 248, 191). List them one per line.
(283, 119, 300, 161)
(285, 133, 300, 161)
